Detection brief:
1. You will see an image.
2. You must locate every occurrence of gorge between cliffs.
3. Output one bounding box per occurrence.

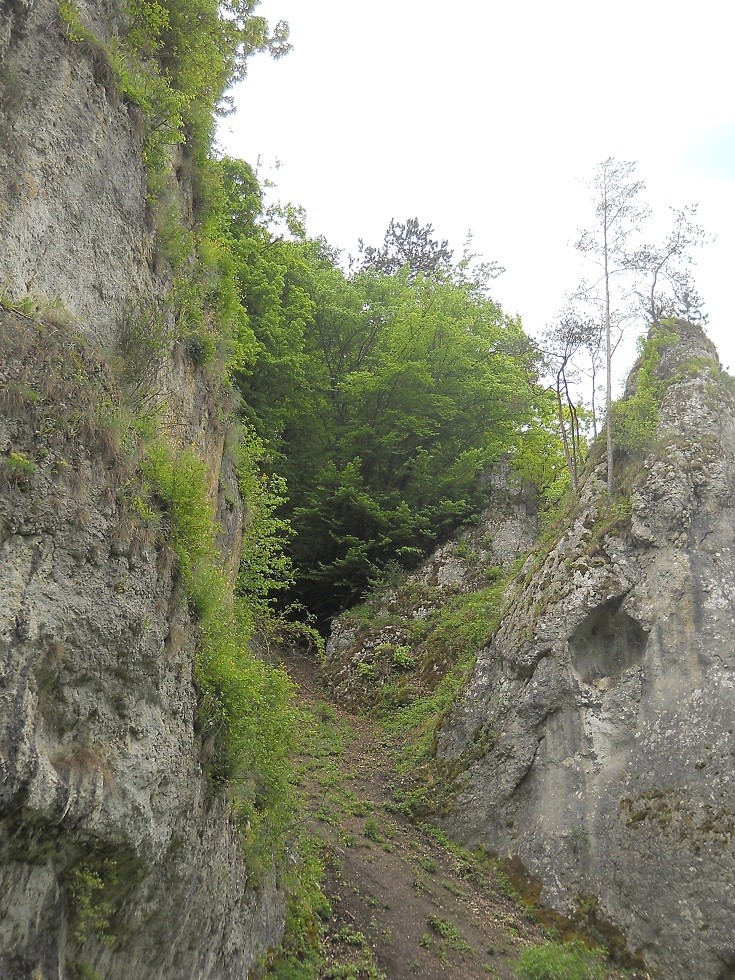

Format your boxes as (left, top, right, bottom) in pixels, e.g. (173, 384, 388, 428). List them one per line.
(1, 1, 734, 978)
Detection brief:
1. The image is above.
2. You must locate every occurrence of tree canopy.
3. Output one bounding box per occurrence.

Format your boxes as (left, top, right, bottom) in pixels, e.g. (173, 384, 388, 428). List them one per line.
(216, 164, 562, 622)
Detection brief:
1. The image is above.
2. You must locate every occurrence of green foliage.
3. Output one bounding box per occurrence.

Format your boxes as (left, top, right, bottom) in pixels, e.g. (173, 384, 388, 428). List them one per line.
(383, 577, 507, 777)
(139, 437, 296, 869)
(0, 451, 36, 487)
(235, 429, 294, 620)
(613, 325, 678, 454)
(426, 914, 469, 949)
(59, 0, 289, 181)
(217, 169, 552, 620)
(52, 0, 302, 897)
(68, 861, 118, 946)
(515, 940, 606, 980)
(263, 835, 330, 979)
(510, 401, 571, 507)
(57, 0, 288, 375)
(391, 644, 416, 671)
(356, 661, 377, 682)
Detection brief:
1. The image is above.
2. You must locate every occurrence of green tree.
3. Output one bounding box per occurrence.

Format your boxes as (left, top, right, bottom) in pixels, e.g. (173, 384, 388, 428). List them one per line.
(278, 261, 543, 620)
(356, 217, 454, 280)
(219, 165, 555, 623)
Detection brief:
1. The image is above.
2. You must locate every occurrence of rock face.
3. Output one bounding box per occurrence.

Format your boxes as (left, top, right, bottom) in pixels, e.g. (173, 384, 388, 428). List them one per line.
(438, 321, 735, 980)
(0, 0, 162, 343)
(0, 315, 283, 979)
(0, 2, 284, 976)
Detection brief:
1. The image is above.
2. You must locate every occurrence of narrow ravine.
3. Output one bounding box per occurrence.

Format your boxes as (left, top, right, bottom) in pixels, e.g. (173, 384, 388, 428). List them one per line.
(276, 649, 636, 980)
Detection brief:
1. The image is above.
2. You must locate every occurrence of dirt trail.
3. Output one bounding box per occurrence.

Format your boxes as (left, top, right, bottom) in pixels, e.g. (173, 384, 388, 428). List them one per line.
(283, 650, 570, 980)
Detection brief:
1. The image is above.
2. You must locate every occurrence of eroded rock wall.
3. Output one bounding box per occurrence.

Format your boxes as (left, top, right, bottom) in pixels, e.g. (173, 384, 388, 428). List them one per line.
(0, 1, 284, 975)
(0, 0, 162, 345)
(0, 288, 282, 980)
(438, 321, 735, 979)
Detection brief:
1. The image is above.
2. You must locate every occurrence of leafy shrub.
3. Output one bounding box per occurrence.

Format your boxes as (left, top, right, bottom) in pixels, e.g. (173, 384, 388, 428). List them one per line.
(0, 451, 36, 490)
(614, 326, 677, 454)
(68, 862, 118, 946)
(356, 661, 377, 682)
(392, 644, 416, 671)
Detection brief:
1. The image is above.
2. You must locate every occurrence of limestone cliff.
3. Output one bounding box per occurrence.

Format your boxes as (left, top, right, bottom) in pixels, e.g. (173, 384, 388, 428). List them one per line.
(438, 320, 735, 980)
(0, 1, 284, 976)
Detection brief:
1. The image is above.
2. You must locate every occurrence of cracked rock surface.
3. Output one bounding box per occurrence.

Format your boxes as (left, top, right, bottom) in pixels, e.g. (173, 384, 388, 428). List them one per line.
(0, 314, 284, 979)
(0, 0, 285, 972)
(438, 320, 735, 980)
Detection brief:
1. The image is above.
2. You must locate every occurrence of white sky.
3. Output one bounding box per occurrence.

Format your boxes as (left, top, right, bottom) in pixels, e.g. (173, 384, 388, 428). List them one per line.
(219, 0, 735, 384)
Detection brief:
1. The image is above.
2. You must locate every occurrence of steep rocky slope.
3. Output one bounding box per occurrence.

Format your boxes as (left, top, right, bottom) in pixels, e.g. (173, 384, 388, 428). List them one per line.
(0, 1, 285, 976)
(438, 320, 735, 979)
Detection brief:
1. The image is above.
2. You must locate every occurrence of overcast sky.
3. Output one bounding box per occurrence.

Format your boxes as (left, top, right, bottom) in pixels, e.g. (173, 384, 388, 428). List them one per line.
(219, 0, 735, 384)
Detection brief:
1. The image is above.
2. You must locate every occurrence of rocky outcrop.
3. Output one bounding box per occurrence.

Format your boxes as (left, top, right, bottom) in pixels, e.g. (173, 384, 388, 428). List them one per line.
(0, 1, 284, 975)
(438, 321, 735, 979)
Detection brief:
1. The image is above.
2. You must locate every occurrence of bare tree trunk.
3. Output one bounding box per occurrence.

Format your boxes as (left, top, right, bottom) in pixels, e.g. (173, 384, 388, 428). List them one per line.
(562, 371, 580, 489)
(555, 369, 577, 491)
(603, 188, 614, 496)
(590, 353, 599, 438)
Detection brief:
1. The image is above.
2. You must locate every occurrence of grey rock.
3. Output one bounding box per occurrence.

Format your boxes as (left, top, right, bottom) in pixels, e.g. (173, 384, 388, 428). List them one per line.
(0, 0, 163, 345)
(438, 321, 735, 979)
(0, 314, 284, 978)
(0, 0, 285, 972)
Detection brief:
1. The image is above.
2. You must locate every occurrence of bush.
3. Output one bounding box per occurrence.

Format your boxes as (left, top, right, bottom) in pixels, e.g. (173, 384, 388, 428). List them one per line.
(614, 326, 678, 455)
(392, 644, 415, 671)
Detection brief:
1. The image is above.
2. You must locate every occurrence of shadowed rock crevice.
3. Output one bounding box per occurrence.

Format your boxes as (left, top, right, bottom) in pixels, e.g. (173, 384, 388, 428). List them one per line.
(569, 598, 648, 683)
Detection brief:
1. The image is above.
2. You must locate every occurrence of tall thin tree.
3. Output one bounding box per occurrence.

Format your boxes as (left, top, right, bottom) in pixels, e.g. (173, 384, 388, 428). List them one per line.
(576, 158, 649, 495)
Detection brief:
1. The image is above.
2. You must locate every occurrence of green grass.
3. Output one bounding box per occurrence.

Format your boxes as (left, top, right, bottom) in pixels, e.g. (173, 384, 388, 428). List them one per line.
(515, 941, 606, 980)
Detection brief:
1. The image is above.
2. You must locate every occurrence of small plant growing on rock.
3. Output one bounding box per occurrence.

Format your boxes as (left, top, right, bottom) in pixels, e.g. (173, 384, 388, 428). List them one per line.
(0, 451, 36, 489)
(392, 645, 416, 671)
(68, 861, 118, 947)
